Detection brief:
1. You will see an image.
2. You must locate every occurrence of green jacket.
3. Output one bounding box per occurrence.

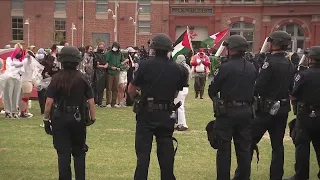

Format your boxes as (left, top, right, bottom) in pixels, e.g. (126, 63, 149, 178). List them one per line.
(104, 51, 124, 75)
(209, 56, 220, 74)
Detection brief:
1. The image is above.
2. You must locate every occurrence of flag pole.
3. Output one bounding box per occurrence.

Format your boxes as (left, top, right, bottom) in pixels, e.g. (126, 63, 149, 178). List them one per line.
(186, 26, 194, 54)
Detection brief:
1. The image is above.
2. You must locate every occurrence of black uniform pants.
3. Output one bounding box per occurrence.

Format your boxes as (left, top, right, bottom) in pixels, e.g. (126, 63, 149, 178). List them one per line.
(134, 110, 176, 180)
(37, 89, 47, 114)
(292, 115, 320, 180)
(52, 114, 87, 180)
(238, 111, 288, 180)
(214, 106, 252, 180)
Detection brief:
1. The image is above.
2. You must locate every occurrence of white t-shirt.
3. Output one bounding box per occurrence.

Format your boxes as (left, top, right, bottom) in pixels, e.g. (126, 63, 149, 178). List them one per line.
(195, 59, 205, 73)
(22, 57, 34, 82)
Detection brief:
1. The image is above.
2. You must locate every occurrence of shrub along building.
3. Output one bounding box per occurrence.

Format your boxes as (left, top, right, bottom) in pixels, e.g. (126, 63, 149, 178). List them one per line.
(0, 0, 320, 53)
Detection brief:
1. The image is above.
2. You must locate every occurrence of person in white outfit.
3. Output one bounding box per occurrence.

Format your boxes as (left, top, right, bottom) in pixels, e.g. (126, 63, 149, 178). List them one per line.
(174, 54, 191, 131)
(3, 47, 25, 118)
(19, 50, 37, 118)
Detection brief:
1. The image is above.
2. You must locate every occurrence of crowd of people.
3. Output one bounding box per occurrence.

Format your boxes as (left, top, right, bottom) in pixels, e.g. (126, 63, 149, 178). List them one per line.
(1, 29, 320, 180)
(0, 40, 151, 118)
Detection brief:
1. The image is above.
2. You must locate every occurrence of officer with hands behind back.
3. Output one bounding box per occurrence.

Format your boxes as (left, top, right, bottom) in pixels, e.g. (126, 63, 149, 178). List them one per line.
(208, 35, 257, 180)
(43, 46, 96, 180)
(234, 31, 295, 180)
(128, 33, 188, 180)
(284, 46, 320, 180)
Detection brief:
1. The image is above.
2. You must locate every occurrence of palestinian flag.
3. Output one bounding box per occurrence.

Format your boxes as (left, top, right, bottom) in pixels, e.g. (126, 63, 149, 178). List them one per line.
(201, 28, 229, 48)
(172, 27, 193, 60)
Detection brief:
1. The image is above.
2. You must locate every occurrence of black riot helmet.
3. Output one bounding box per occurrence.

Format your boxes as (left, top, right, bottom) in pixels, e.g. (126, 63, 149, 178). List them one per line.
(58, 46, 82, 63)
(306, 46, 320, 61)
(149, 33, 173, 51)
(268, 31, 291, 48)
(223, 35, 248, 52)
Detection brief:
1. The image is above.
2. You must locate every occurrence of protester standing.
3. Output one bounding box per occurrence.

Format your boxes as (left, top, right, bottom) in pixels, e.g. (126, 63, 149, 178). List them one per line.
(94, 42, 108, 107)
(3, 45, 25, 118)
(174, 54, 191, 131)
(105, 42, 124, 108)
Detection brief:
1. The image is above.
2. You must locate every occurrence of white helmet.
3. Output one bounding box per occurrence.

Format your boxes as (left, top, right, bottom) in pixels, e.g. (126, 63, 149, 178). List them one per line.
(127, 47, 135, 53)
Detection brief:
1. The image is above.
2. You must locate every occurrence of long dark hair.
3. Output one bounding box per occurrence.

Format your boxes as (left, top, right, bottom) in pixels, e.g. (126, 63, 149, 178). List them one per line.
(50, 62, 82, 96)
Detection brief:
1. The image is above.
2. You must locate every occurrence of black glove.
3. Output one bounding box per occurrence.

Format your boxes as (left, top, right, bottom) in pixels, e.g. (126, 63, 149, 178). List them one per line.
(43, 120, 52, 135)
(85, 119, 96, 126)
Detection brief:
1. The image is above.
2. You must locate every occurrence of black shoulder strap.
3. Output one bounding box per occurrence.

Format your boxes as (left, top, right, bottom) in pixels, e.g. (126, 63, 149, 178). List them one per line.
(144, 58, 170, 96)
(225, 59, 247, 101)
(271, 62, 291, 100)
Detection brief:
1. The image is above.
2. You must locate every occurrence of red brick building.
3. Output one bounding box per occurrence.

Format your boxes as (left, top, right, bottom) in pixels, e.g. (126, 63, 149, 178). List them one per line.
(1, 0, 320, 53)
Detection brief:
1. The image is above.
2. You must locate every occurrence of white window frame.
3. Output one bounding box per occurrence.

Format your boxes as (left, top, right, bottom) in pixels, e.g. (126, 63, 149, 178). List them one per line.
(55, 0, 66, 12)
(230, 21, 255, 52)
(12, 0, 24, 10)
(54, 19, 66, 44)
(179, 0, 189, 3)
(139, 0, 151, 14)
(138, 21, 151, 33)
(96, 0, 108, 13)
(12, 17, 24, 41)
(230, 0, 255, 3)
(279, 23, 305, 51)
(276, 0, 306, 2)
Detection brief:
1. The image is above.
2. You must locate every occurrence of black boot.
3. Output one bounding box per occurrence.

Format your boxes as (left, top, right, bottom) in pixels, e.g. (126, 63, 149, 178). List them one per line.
(200, 90, 204, 99)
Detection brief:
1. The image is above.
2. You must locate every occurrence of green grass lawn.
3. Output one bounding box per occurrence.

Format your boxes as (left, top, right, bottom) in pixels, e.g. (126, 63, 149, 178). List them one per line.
(0, 92, 318, 180)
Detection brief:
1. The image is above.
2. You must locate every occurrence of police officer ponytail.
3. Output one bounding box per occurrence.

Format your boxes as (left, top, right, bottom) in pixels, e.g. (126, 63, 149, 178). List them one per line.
(50, 46, 83, 96)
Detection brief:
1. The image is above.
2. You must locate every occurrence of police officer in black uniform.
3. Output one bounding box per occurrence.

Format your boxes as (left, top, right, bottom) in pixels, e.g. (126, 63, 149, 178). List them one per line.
(235, 31, 295, 180)
(208, 35, 256, 180)
(43, 46, 96, 180)
(284, 46, 320, 180)
(128, 33, 188, 180)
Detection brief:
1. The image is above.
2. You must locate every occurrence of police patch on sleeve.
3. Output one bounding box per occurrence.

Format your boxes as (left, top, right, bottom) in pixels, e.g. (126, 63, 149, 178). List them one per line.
(295, 74, 301, 82)
(262, 62, 269, 69)
(213, 69, 219, 76)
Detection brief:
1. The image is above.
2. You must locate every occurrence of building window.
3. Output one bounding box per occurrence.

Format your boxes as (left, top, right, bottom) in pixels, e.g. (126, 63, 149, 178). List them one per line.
(279, 23, 305, 51)
(96, 0, 108, 13)
(230, 21, 255, 51)
(179, 0, 189, 2)
(138, 0, 151, 14)
(230, 0, 255, 2)
(54, 19, 66, 43)
(12, 17, 24, 41)
(55, 0, 66, 12)
(195, 0, 204, 2)
(277, 0, 304, 2)
(12, 0, 24, 10)
(138, 21, 151, 33)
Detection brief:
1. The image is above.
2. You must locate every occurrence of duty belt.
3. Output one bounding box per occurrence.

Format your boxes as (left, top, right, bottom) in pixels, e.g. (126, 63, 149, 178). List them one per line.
(151, 103, 170, 111)
(263, 98, 289, 105)
(64, 106, 80, 113)
(226, 101, 249, 107)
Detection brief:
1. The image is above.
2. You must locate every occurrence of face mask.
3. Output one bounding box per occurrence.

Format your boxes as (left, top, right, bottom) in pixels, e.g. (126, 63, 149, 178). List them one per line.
(112, 47, 118, 52)
(15, 54, 22, 59)
(97, 49, 104, 53)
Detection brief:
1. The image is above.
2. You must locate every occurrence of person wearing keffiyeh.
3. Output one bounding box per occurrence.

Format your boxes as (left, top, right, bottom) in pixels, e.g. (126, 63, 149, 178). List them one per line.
(190, 48, 211, 99)
(3, 44, 25, 118)
(174, 54, 191, 131)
